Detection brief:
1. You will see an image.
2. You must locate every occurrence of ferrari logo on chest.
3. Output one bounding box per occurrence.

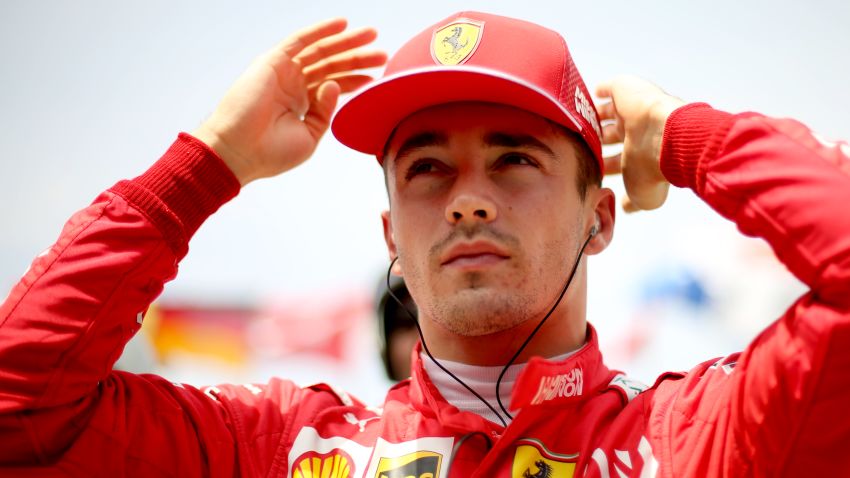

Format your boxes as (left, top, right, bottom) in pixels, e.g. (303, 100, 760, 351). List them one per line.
(431, 20, 483, 65)
(511, 438, 577, 478)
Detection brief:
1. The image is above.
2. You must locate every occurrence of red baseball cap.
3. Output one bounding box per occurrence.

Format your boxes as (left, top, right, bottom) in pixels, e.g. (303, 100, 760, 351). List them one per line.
(331, 11, 604, 172)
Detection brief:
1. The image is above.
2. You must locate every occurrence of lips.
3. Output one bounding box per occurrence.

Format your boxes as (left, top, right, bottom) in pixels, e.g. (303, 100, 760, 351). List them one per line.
(440, 240, 510, 268)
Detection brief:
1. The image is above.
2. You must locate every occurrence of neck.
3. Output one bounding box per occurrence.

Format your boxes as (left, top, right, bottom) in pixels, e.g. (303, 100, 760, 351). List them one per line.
(422, 348, 581, 425)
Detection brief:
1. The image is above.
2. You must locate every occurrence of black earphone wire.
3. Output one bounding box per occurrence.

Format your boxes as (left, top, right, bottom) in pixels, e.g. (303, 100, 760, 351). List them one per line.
(386, 258, 509, 427)
(494, 232, 594, 420)
(385, 230, 594, 428)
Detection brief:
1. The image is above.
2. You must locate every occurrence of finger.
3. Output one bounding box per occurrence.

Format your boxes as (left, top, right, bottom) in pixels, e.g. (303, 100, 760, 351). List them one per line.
(601, 122, 623, 145)
(603, 152, 622, 176)
(596, 100, 617, 122)
(277, 18, 348, 60)
(304, 80, 341, 141)
(308, 74, 374, 97)
(294, 26, 379, 68)
(594, 80, 614, 99)
(629, 182, 670, 212)
(622, 195, 640, 213)
(303, 50, 388, 85)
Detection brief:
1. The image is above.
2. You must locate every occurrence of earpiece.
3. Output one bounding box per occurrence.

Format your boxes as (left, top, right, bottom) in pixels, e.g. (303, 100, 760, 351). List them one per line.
(589, 214, 600, 238)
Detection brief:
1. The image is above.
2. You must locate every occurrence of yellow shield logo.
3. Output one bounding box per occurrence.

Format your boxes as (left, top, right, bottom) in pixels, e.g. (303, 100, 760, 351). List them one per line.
(511, 438, 577, 478)
(375, 450, 442, 478)
(292, 449, 354, 478)
(431, 20, 483, 66)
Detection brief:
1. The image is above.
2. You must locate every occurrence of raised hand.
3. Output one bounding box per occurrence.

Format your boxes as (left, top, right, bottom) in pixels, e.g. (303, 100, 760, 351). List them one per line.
(193, 18, 387, 186)
(595, 76, 685, 212)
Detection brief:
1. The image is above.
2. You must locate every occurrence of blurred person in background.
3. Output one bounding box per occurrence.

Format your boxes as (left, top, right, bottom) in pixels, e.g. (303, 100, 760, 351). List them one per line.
(1, 11, 849, 477)
(376, 275, 419, 381)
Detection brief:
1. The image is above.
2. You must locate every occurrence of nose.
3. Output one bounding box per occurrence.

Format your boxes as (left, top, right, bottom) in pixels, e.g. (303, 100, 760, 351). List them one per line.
(445, 193, 498, 225)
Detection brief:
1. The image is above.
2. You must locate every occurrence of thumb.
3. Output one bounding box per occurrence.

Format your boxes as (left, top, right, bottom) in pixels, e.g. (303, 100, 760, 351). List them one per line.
(621, 195, 639, 214)
(594, 78, 615, 99)
(304, 80, 341, 141)
(628, 180, 670, 212)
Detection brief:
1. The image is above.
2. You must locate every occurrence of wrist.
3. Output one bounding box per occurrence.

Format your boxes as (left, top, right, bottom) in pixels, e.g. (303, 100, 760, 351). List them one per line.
(659, 103, 734, 190)
(649, 96, 686, 173)
(650, 96, 686, 141)
(110, 133, 241, 253)
(191, 125, 254, 186)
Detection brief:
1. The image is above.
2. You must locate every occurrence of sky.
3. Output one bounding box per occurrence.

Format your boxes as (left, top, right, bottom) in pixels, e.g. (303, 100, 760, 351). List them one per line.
(1, 0, 847, 396)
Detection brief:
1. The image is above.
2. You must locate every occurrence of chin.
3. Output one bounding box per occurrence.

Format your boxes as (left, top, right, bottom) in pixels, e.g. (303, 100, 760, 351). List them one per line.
(429, 288, 534, 337)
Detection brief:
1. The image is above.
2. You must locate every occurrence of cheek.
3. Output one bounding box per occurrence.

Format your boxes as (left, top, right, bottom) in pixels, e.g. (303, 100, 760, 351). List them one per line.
(392, 197, 445, 247)
(393, 214, 427, 254)
(391, 212, 439, 287)
(517, 203, 578, 272)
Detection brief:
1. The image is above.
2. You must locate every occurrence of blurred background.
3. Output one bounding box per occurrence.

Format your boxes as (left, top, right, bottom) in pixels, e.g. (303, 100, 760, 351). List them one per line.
(1, 0, 846, 405)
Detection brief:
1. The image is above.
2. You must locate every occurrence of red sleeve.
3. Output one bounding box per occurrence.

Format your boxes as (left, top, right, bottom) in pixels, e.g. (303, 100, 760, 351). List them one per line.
(650, 104, 850, 476)
(0, 134, 270, 475)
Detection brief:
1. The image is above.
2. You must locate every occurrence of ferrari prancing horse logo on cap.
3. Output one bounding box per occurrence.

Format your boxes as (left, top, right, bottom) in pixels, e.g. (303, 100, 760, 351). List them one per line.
(431, 20, 483, 66)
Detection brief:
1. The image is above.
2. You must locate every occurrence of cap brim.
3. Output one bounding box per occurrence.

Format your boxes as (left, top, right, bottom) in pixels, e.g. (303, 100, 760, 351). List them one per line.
(331, 65, 584, 158)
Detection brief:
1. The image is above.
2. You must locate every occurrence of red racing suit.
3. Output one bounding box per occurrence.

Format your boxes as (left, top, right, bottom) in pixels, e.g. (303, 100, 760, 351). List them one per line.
(1, 104, 849, 477)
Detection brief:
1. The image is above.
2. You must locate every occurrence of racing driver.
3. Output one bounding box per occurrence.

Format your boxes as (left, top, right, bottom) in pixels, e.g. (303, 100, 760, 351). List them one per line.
(1, 11, 849, 477)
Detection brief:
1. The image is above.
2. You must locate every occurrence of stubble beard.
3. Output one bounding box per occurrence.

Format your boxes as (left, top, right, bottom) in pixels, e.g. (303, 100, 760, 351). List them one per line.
(428, 281, 537, 336)
(401, 233, 575, 338)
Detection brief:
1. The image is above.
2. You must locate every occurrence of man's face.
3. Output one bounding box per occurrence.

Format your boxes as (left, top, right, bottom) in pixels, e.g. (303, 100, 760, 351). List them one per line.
(382, 102, 597, 337)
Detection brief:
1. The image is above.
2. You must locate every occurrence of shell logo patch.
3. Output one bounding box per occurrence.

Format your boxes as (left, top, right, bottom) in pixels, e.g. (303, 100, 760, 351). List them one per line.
(511, 438, 578, 478)
(431, 20, 483, 65)
(375, 450, 442, 478)
(292, 449, 354, 478)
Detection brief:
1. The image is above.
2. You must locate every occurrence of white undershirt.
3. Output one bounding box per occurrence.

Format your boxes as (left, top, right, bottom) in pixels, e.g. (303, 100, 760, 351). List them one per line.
(421, 350, 576, 426)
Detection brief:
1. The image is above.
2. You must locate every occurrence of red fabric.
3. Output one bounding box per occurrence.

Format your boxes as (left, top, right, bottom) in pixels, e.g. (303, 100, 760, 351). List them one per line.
(1, 108, 848, 476)
(332, 11, 603, 167)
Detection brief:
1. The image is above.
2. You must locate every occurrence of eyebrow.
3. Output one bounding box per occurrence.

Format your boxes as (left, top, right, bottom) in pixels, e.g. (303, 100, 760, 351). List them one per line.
(391, 131, 448, 163)
(388, 129, 557, 166)
(483, 132, 556, 159)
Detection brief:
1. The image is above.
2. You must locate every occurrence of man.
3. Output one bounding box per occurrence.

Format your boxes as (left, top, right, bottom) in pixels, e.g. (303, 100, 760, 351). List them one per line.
(1, 10, 848, 477)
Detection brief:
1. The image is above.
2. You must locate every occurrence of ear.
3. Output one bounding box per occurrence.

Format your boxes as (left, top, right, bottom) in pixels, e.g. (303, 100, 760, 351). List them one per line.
(381, 210, 403, 276)
(583, 187, 616, 255)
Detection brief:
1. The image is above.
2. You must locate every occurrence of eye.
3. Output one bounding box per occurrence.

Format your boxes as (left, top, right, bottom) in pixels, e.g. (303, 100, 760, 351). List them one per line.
(497, 153, 537, 168)
(404, 159, 439, 180)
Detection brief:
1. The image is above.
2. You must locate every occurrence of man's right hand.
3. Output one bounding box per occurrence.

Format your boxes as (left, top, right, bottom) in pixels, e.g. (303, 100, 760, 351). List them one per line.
(192, 18, 387, 186)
